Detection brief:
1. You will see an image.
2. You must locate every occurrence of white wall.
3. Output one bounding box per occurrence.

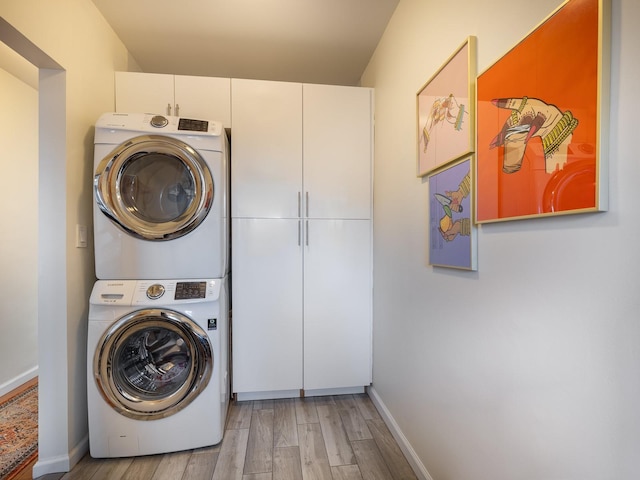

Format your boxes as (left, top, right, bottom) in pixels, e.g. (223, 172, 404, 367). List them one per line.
(362, 0, 640, 479)
(0, 61, 38, 394)
(0, 0, 136, 475)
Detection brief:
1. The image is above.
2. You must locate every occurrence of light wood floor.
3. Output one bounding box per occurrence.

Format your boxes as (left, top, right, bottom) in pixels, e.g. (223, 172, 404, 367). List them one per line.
(35, 394, 417, 480)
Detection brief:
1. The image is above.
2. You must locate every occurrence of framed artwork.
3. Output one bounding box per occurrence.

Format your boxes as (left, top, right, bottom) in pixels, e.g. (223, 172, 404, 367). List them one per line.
(428, 156, 477, 271)
(476, 0, 610, 223)
(416, 36, 476, 177)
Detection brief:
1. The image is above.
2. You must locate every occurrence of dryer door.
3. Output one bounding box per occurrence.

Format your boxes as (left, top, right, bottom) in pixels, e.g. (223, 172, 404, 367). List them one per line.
(94, 308, 213, 420)
(95, 135, 214, 241)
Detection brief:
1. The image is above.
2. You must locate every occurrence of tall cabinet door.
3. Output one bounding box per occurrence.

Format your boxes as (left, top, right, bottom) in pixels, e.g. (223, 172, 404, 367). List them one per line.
(303, 84, 372, 219)
(231, 79, 303, 219)
(115, 72, 174, 115)
(303, 219, 372, 390)
(174, 75, 231, 126)
(231, 218, 303, 394)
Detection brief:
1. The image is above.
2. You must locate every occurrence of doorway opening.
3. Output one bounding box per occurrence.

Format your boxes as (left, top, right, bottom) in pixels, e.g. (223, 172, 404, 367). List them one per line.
(0, 15, 68, 479)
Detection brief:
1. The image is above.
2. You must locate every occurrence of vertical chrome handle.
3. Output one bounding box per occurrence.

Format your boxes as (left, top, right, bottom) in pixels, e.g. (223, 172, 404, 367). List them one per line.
(305, 192, 309, 217)
(297, 192, 301, 218)
(298, 220, 301, 246)
(167, 103, 171, 116)
(175, 103, 180, 116)
(305, 220, 309, 246)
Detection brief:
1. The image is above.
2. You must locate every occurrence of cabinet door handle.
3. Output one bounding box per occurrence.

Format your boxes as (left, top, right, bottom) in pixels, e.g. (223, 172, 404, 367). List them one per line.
(306, 192, 309, 218)
(305, 220, 309, 246)
(298, 220, 302, 246)
(167, 103, 171, 116)
(297, 192, 301, 218)
(175, 103, 180, 116)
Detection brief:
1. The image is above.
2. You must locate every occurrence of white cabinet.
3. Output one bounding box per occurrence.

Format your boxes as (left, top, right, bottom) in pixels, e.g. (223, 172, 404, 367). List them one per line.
(115, 72, 231, 126)
(303, 219, 372, 390)
(115, 72, 173, 115)
(231, 79, 373, 399)
(231, 218, 303, 394)
(303, 83, 372, 220)
(230, 79, 302, 219)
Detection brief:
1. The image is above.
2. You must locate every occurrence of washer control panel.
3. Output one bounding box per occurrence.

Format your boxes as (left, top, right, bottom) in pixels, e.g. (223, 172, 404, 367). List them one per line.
(90, 279, 222, 306)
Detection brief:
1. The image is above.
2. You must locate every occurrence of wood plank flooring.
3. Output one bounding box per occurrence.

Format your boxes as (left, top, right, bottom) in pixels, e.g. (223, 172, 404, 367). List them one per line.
(36, 394, 417, 480)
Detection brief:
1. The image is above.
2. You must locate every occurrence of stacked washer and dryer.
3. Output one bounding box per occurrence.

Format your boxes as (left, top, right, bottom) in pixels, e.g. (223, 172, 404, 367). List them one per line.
(87, 112, 230, 458)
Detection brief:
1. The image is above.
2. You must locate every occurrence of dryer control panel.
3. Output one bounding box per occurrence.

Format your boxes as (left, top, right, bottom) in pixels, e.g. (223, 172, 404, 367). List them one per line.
(95, 112, 223, 140)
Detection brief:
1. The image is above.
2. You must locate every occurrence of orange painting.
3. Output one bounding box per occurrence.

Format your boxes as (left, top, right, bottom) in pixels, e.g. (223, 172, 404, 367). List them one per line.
(476, 0, 607, 223)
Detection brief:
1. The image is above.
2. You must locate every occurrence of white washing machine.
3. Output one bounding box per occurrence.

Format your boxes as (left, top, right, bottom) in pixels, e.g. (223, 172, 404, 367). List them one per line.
(87, 278, 229, 458)
(93, 112, 229, 280)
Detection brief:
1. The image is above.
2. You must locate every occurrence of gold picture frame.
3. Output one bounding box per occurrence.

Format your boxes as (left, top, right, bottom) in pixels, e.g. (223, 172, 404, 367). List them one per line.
(416, 36, 477, 177)
(475, 0, 610, 223)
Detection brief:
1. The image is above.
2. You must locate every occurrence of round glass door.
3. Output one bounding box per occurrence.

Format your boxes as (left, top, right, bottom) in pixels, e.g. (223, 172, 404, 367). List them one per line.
(95, 135, 214, 241)
(94, 308, 212, 420)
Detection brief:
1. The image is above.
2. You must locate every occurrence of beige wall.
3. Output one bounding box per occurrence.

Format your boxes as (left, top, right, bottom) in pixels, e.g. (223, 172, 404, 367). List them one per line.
(0, 62, 38, 393)
(362, 0, 639, 479)
(0, 0, 137, 474)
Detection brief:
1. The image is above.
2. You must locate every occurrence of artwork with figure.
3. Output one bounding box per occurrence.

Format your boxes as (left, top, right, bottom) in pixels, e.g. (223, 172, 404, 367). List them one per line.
(417, 37, 475, 176)
(429, 157, 477, 270)
(476, 0, 606, 222)
(489, 96, 578, 174)
(421, 94, 467, 156)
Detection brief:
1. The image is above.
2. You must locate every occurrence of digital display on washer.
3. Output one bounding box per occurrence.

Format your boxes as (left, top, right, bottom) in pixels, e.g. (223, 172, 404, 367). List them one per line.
(175, 281, 207, 300)
(178, 118, 209, 132)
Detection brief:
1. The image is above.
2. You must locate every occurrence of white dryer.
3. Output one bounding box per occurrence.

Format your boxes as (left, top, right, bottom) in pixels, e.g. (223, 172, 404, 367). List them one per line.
(93, 112, 229, 280)
(87, 278, 229, 458)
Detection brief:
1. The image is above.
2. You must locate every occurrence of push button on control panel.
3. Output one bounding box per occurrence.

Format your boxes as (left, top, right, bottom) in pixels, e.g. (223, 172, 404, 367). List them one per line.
(150, 115, 169, 128)
(146, 283, 166, 300)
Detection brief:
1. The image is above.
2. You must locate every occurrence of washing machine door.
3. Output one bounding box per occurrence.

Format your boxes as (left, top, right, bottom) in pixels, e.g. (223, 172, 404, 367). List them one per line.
(95, 135, 214, 241)
(94, 308, 212, 420)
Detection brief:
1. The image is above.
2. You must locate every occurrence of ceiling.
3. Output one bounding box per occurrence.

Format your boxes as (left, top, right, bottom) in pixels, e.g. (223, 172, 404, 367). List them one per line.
(91, 0, 399, 86)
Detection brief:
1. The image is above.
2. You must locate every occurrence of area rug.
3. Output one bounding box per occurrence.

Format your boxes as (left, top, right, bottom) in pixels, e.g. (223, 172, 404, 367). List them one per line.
(0, 384, 38, 480)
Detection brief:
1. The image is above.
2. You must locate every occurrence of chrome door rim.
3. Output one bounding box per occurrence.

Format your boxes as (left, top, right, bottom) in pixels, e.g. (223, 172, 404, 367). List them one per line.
(94, 308, 213, 420)
(95, 135, 214, 241)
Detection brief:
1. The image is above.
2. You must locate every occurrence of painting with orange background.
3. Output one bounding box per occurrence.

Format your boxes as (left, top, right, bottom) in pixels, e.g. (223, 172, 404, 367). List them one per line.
(476, 0, 608, 223)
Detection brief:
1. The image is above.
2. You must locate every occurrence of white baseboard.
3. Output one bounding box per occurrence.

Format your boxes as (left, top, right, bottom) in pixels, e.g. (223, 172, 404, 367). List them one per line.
(304, 386, 365, 397)
(235, 386, 366, 401)
(236, 389, 300, 401)
(367, 386, 434, 480)
(0, 366, 38, 398)
(69, 435, 89, 470)
(32, 434, 88, 477)
(32, 453, 69, 478)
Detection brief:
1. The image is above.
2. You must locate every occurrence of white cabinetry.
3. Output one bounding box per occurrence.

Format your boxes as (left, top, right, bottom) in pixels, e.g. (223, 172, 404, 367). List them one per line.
(231, 218, 303, 394)
(231, 79, 373, 399)
(302, 83, 372, 220)
(303, 219, 371, 391)
(230, 79, 302, 219)
(114, 72, 231, 125)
